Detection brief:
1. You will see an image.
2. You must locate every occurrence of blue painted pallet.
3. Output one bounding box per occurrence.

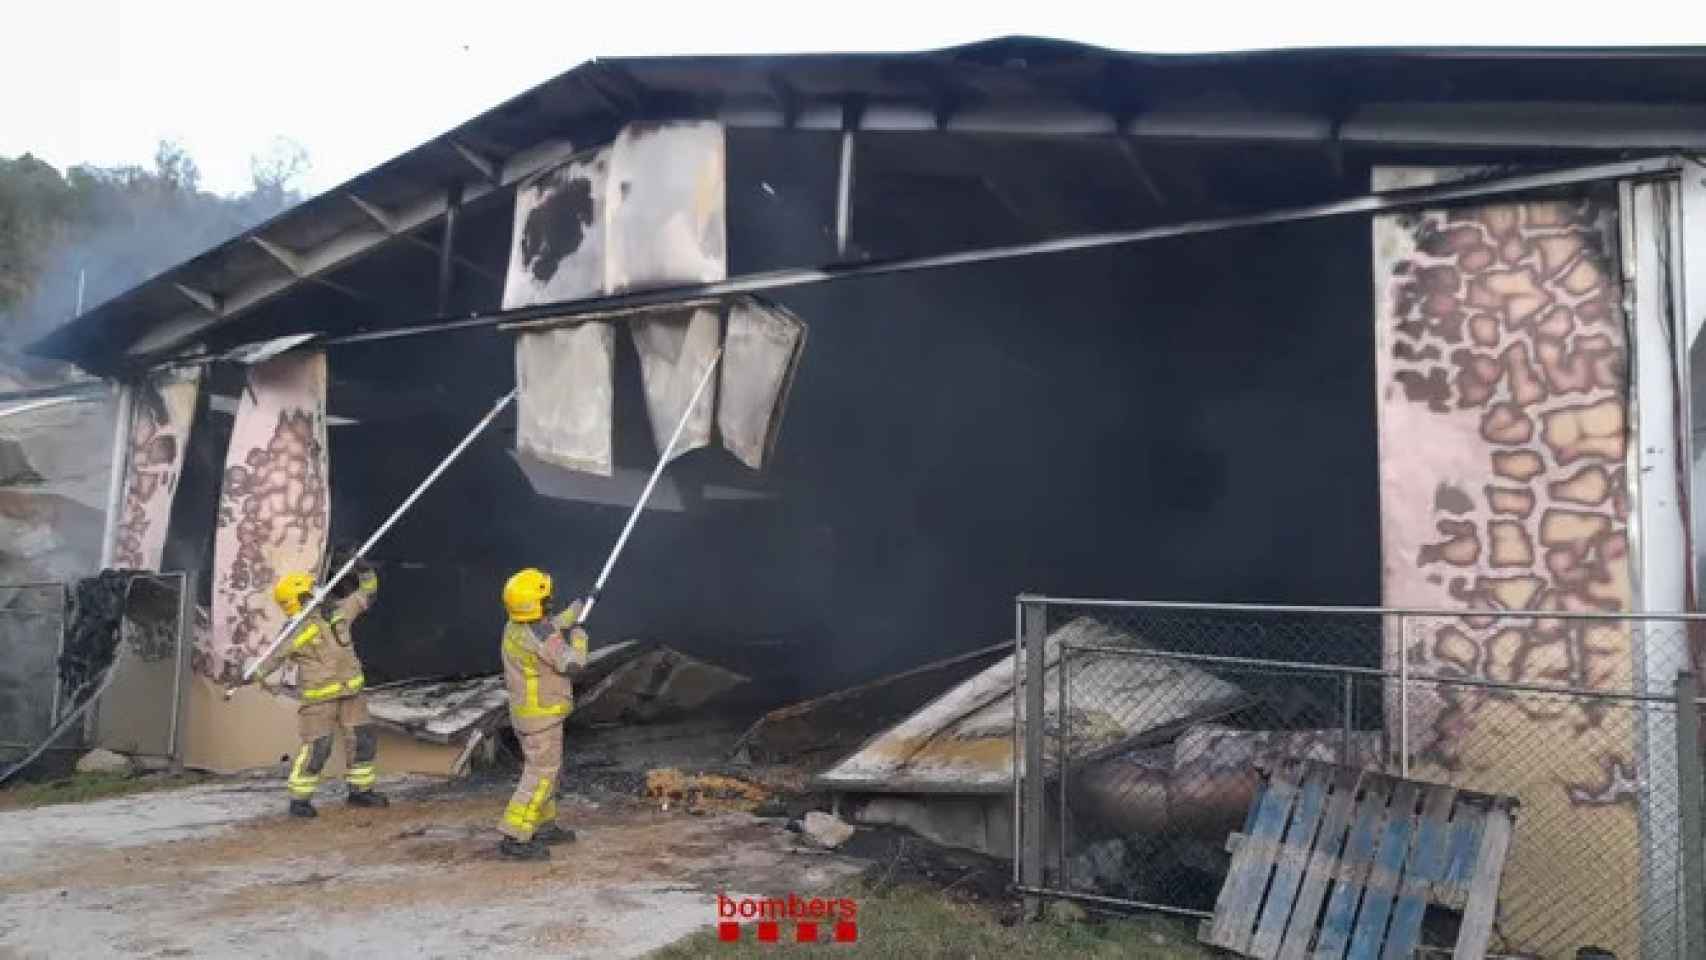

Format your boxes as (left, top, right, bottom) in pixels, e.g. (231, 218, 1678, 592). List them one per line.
(1199, 759, 1517, 960)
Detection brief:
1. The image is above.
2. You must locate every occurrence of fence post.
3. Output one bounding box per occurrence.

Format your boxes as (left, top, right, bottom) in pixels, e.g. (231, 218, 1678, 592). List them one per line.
(1021, 595, 1048, 919)
(1677, 672, 1705, 959)
(1058, 637, 1070, 891)
(1341, 673, 1354, 765)
(1399, 614, 1411, 778)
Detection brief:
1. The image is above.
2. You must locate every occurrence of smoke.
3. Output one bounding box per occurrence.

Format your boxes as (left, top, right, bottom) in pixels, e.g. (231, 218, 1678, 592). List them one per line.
(0, 138, 312, 346)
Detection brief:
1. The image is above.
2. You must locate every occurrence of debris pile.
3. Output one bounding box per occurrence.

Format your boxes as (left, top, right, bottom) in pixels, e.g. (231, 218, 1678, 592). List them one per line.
(790, 616, 1387, 902)
(365, 640, 752, 777)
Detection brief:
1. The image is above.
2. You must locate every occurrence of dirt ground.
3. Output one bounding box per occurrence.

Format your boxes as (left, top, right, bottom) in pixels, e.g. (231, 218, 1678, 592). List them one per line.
(0, 775, 868, 958)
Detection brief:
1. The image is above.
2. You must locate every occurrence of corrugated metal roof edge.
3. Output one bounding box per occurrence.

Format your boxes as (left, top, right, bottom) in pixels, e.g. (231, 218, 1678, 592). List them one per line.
(26, 35, 1706, 370)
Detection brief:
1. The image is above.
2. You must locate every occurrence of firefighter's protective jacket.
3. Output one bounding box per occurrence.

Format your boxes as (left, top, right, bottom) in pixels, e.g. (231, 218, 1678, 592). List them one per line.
(502, 602, 589, 734)
(256, 570, 378, 702)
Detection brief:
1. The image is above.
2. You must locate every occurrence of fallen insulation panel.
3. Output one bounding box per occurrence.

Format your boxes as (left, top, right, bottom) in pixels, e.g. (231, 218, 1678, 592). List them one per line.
(364, 675, 510, 744)
(364, 641, 747, 748)
(815, 617, 1246, 794)
(733, 642, 1009, 764)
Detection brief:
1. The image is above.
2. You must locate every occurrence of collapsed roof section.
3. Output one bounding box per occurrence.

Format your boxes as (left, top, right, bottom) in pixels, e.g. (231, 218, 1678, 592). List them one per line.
(29, 38, 1706, 374)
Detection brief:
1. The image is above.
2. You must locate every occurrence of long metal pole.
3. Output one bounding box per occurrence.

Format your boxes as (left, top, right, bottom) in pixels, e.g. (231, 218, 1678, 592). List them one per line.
(232, 388, 517, 691)
(578, 347, 722, 623)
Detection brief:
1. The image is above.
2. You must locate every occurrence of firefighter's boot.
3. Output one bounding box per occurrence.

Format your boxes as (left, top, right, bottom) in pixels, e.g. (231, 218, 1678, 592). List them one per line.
(288, 798, 317, 819)
(499, 837, 550, 861)
(347, 788, 390, 808)
(534, 822, 576, 846)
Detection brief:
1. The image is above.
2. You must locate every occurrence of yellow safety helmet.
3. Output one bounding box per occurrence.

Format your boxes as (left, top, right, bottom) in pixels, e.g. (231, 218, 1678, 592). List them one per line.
(273, 571, 315, 616)
(503, 568, 553, 623)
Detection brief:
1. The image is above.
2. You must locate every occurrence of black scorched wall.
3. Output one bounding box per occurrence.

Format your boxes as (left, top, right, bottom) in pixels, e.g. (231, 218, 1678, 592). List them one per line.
(326, 214, 1379, 700)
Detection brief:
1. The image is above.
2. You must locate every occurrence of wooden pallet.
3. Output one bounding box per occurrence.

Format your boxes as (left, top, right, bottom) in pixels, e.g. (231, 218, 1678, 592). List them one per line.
(1198, 759, 1517, 960)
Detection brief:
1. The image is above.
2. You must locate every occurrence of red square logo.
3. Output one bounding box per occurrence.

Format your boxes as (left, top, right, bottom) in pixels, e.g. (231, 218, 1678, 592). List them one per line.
(718, 922, 740, 942)
(835, 921, 858, 942)
(796, 921, 819, 943)
(757, 921, 780, 943)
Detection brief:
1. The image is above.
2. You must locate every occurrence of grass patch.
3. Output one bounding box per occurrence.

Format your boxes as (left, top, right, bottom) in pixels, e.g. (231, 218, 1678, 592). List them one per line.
(649, 881, 1218, 959)
(0, 770, 208, 810)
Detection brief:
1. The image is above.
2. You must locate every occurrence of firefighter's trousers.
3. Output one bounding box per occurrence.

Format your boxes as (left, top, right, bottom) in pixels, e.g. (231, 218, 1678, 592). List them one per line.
(287, 694, 380, 799)
(499, 723, 563, 841)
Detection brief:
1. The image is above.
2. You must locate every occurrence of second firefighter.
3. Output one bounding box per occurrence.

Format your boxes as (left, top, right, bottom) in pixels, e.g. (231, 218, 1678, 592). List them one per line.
(496, 567, 588, 860)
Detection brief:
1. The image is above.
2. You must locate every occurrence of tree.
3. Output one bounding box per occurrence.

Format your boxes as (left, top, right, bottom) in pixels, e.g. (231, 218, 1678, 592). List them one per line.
(0, 138, 315, 341)
(153, 139, 201, 194)
(249, 136, 310, 208)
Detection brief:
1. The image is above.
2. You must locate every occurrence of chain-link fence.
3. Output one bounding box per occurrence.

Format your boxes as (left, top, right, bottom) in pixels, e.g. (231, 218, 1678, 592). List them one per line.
(0, 582, 68, 761)
(1013, 597, 1706, 959)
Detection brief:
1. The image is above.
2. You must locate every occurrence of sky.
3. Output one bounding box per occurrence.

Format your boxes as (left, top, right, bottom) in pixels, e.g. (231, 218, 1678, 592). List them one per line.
(3, 0, 1701, 197)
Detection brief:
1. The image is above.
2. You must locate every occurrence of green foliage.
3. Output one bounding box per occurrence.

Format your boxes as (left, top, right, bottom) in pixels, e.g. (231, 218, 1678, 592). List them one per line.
(0, 770, 208, 810)
(0, 137, 312, 341)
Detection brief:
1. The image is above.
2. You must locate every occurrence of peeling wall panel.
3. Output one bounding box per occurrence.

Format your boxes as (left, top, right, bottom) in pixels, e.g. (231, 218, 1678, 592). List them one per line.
(503, 152, 608, 309)
(504, 122, 729, 476)
(630, 306, 719, 461)
(515, 323, 615, 476)
(205, 352, 329, 683)
(1371, 176, 1643, 958)
(719, 298, 807, 471)
(112, 369, 201, 572)
(605, 121, 728, 294)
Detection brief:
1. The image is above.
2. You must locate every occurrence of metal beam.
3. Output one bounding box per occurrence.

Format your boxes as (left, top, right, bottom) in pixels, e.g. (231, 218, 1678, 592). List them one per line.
(834, 130, 855, 256)
(326, 155, 1682, 347)
(767, 73, 801, 129)
(1019, 596, 1047, 918)
(171, 283, 220, 315)
(249, 236, 305, 277)
(1115, 138, 1168, 207)
(1343, 101, 1706, 150)
(449, 140, 498, 182)
(714, 99, 1706, 150)
(437, 183, 462, 315)
(127, 139, 580, 360)
(344, 191, 501, 286)
(346, 193, 398, 233)
(0, 394, 98, 421)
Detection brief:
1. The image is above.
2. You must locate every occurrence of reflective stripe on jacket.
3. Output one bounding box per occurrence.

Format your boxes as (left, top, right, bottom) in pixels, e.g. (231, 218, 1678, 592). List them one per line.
(501, 608, 589, 734)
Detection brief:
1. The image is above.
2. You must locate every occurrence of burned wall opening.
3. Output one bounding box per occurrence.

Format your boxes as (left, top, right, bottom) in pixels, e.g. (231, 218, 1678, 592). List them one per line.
(316, 218, 1377, 702)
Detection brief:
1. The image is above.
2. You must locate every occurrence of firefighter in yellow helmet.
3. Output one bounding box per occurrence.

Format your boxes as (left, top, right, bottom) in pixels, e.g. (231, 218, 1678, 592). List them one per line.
(496, 567, 589, 860)
(250, 562, 389, 818)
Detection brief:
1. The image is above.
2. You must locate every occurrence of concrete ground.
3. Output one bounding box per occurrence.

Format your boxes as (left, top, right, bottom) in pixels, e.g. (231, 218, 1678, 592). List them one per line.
(0, 776, 867, 959)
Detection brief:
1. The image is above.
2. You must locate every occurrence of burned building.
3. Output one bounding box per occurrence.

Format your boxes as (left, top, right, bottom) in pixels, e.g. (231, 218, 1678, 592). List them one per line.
(11, 36, 1706, 958)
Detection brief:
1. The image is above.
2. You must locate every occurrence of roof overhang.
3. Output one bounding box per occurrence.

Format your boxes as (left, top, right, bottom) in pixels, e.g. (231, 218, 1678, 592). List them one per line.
(29, 36, 1706, 374)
